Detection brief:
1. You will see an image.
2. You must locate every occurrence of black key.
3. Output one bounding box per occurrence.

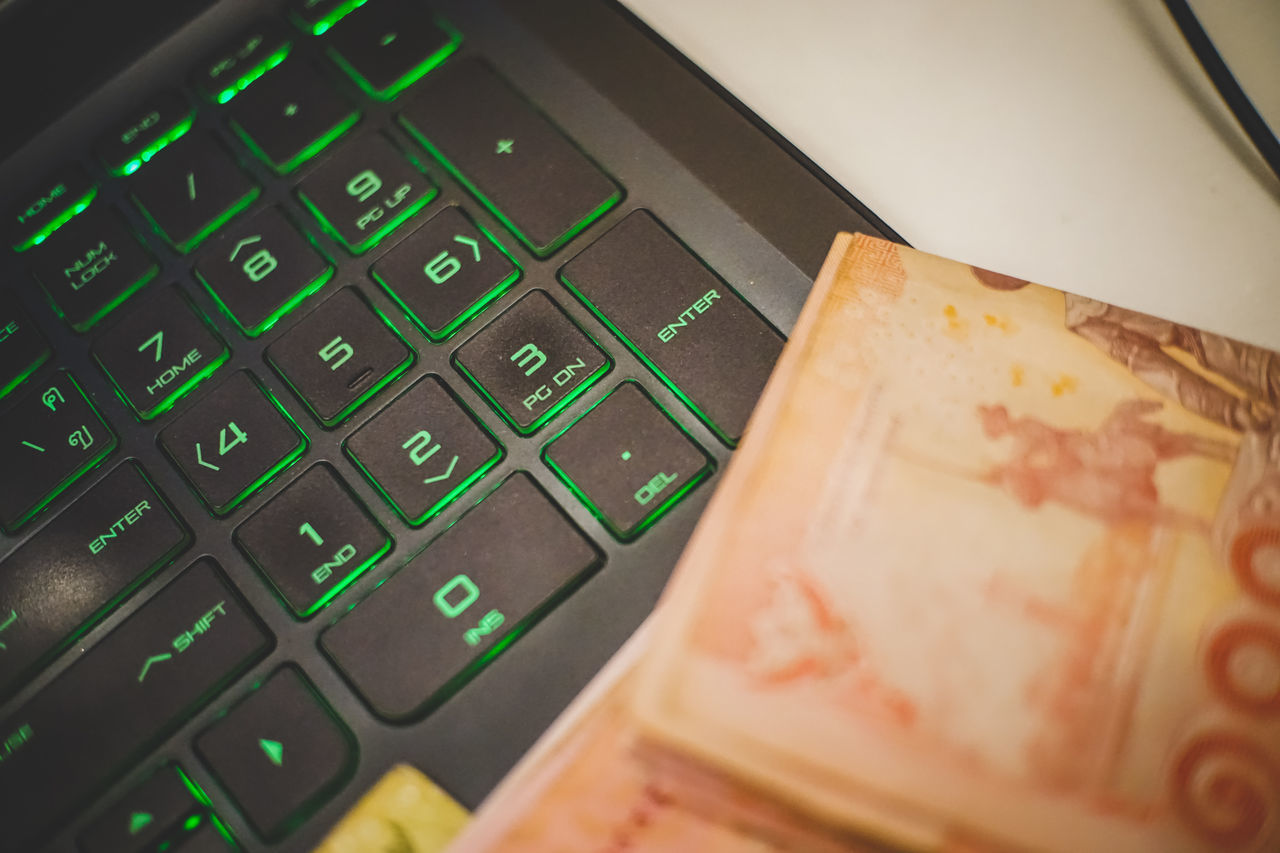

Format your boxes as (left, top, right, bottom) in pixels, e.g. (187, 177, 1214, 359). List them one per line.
(196, 667, 354, 840)
(193, 206, 334, 337)
(289, 0, 366, 36)
(0, 295, 50, 399)
(234, 463, 390, 617)
(372, 205, 521, 341)
(544, 381, 712, 539)
(560, 211, 785, 445)
(0, 371, 116, 532)
(7, 163, 98, 253)
(158, 370, 307, 515)
(0, 460, 189, 694)
(344, 375, 501, 525)
(325, 2, 460, 100)
(453, 289, 610, 435)
(322, 472, 600, 720)
(131, 134, 260, 253)
(96, 91, 196, 176)
(29, 206, 159, 332)
(78, 764, 201, 853)
(297, 133, 435, 255)
(265, 286, 413, 426)
(193, 19, 293, 104)
(91, 285, 229, 420)
(0, 558, 270, 850)
(228, 59, 360, 174)
(400, 58, 622, 257)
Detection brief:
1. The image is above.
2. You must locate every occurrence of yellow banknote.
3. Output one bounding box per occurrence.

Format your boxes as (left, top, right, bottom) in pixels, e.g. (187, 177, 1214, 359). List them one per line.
(313, 764, 469, 853)
(635, 234, 1280, 852)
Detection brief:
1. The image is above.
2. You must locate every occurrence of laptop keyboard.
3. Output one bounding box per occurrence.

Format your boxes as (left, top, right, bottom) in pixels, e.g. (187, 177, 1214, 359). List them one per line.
(0, 2, 790, 849)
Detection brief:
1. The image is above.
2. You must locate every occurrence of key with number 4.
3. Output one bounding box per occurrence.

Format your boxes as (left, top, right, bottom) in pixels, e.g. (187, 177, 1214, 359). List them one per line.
(158, 370, 307, 515)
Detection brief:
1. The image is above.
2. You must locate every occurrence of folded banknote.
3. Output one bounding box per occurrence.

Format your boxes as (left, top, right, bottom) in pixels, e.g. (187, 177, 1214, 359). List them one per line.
(631, 233, 1280, 852)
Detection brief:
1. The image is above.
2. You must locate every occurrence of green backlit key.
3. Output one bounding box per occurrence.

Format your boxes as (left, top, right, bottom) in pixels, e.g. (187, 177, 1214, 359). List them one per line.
(91, 284, 229, 420)
(196, 667, 354, 840)
(193, 19, 293, 104)
(297, 132, 435, 255)
(96, 91, 196, 176)
(371, 204, 521, 341)
(0, 557, 270, 850)
(399, 58, 622, 257)
(264, 286, 413, 427)
(321, 472, 601, 720)
(235, 463, 390, 617)
(324, 1, 460, 100)
(289, 0, 367, 36)
(0, 294, 50, 398)
(344, 375, 501, 526)
(453, 290, 610, 435)
(193, 206, 334, 337)
(0, 460, 189, 695)
(0, 370, 116, 532)
(78, 764, 202, 853)
(7, 163, 97, 252)
(228, 59, 360, 174)
(544, 381, 712, 540)
(28, 206, 158, 332)
(158, 370, 307, 515)
(131, 134, 260, 254)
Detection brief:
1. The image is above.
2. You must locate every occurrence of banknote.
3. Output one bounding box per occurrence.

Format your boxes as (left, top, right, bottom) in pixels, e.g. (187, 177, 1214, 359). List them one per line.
(313, 764, 469, 853)
(447, 623, 880, 852)
(633, 233, 1280, 852)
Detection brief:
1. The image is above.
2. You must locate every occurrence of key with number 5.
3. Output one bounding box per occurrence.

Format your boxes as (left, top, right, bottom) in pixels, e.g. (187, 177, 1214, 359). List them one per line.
(265, 286, 414, 427)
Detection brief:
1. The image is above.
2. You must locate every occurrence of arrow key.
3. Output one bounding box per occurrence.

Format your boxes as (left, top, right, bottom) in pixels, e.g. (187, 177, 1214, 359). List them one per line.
(78, 763, 201, 853)
(195, 666, 354, 841)
(193, 206, 333, 338)
(372, 204, 520, 341)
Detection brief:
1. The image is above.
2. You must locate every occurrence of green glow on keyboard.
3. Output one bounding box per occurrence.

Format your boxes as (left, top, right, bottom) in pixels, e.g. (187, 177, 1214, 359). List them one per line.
(4, 378, 117, 533)
(12, 186, 98, 253)
(344, 428, 502, 527)
(559, 273, 738, 447)
(400, 121, 621, 258)
(136, 185, 260, 255)
(278, 300, 413, 428)
(197, 253, 333, 340)
(0, 351, 49, 400)
(303, 0, 369, 36)
(297, 535, 391, 617)
(297, 182, 434, 256)
(213, 44, 293, 105)
(327, 16, 462, 101)
(453, 342, 612, 437)
(542, 388, 714, 541)
(193, 386, 308, 517)
(99, 337, 228, 421)
(232, 109, 359, 175)
(372, 218, 521, 342)
(115, 114, 196, 177)
(44, 262, 157, 334)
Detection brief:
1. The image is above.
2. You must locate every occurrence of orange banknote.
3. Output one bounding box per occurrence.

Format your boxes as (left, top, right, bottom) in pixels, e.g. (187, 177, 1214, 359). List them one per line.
(634, 234, 1280, 852)
(448, 625, 879, 852)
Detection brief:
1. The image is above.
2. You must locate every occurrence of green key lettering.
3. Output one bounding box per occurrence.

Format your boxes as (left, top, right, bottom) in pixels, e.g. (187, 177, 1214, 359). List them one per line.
(433, 574, 478, 618)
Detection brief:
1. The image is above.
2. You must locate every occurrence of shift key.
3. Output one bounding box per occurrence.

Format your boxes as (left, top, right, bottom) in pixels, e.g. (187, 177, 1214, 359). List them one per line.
(560, 211, 784, 445)
(0, 461, 190, 696)
(0, 558, 270, 849)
